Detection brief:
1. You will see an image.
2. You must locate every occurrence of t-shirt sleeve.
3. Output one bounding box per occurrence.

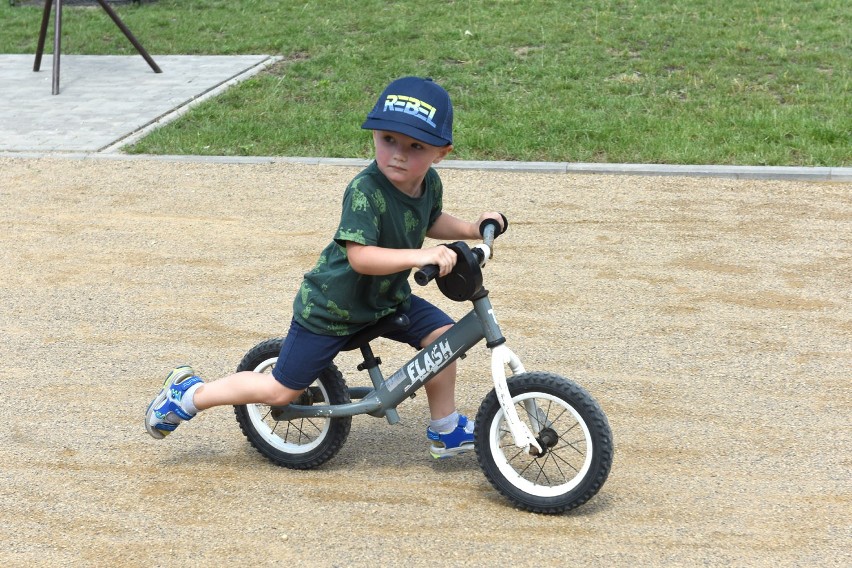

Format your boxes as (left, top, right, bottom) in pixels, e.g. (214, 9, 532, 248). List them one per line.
(427, 169, 444, 228)
(333, 178, 380, 247)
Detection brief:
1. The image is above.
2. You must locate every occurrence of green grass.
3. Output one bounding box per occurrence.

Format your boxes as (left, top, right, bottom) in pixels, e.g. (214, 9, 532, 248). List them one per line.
(2, 0, 850, 165)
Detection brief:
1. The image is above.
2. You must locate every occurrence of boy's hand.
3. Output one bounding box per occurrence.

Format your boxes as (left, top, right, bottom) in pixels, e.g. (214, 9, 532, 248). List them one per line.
(428, 211, 505, 241)
(474, 212, 505, 237)
(418, 245, 458, 277)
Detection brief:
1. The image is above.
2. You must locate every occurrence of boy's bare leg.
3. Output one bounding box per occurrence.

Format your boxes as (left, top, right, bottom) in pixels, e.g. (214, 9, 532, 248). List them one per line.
(192, 371, 303, 410)
(421, 323, 474, 458)
(421, 325, 457, 420)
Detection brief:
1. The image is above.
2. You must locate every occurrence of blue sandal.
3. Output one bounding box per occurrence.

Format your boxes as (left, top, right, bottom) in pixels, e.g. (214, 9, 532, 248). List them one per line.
(145, 366, 203, 439)
(427, 414, 475, 459)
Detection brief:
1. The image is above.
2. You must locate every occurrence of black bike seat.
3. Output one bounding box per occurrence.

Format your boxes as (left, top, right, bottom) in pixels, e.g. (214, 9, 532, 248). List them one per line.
(341, 313, 411, 352)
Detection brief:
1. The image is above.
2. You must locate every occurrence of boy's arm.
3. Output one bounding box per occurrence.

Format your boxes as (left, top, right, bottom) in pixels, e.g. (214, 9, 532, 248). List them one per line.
(345, 213, 504, 277)
(346, 241, 458, 277)
(426, 212, 503, 240)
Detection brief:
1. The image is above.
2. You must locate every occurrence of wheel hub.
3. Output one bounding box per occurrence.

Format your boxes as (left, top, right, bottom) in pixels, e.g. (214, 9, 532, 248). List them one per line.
(532, 427, 559, 457)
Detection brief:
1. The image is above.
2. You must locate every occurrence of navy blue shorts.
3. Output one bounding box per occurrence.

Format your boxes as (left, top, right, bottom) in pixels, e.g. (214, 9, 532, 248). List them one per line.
(271, 295, 454, 390)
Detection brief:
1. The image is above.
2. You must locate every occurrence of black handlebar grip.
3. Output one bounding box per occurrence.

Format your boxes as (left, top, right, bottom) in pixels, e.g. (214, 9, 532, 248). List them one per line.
(478, 213, 509, 238)
(414, 264, 440, 286)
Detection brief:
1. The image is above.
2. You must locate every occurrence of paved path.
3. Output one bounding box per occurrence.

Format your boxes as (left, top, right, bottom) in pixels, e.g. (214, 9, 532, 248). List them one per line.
(0, 54, 278, 152)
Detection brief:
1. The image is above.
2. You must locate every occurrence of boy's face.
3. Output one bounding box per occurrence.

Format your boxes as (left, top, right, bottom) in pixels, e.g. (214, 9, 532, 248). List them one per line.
(372, 130, 452, 195)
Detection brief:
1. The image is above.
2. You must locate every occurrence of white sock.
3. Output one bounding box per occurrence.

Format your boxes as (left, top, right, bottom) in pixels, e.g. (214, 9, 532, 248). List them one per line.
(180, 382, 203, 416)
(430, 411, 459, 434)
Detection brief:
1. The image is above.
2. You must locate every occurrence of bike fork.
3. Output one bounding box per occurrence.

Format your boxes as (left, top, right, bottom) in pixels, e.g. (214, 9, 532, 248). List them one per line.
(490, 344, 543, 455)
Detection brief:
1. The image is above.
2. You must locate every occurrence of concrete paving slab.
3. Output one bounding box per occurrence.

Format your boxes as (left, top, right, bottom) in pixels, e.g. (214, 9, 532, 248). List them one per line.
(0, 54, 278, 152)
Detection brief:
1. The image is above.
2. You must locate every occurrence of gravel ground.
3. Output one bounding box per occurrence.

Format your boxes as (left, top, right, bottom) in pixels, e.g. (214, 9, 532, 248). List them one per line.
(0, 156, 849, 567)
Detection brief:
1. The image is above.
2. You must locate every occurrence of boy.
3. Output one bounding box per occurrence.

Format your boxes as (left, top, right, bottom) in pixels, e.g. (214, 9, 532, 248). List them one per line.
(145, 76, 503, 458)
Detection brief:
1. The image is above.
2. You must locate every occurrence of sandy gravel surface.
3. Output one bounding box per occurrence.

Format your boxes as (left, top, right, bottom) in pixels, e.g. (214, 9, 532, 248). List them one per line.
(0, 156, 849, 567)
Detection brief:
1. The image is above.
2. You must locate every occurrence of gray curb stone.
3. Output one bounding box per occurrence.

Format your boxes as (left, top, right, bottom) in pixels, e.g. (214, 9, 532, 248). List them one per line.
(1, 152, 849, 181)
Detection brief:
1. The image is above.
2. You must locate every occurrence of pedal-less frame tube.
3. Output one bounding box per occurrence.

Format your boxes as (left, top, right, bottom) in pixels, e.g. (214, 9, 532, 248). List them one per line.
(272, 306, 491, 421)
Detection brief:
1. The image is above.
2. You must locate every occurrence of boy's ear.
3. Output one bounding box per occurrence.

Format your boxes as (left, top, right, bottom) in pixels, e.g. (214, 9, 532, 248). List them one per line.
(433, 144, 454, 164)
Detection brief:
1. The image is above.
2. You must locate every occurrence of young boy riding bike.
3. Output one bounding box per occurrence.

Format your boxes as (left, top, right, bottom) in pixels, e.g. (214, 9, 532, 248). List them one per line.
(145, 76, 504, 459)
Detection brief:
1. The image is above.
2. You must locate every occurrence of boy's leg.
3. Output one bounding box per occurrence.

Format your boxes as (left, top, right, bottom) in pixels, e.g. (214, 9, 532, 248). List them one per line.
(385, 296, 459, 420)
(145, 367, 302, 439)
(145, 319, 348, 439)
(386, 296, 474, 458)
(420, 324, 475, 458)
(198, 321, 347, 410)
(421, 324, 457, 419)
(192, 371, 303, 410)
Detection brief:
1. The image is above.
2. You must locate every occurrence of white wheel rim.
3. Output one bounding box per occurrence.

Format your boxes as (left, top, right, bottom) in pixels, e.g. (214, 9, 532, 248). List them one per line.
(489, 391, 593, 497)
(246, 356, 331, 455)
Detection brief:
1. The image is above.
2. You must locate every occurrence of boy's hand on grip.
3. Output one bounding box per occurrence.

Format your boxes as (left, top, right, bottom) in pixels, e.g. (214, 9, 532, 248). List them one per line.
(477, 212, 508, 238)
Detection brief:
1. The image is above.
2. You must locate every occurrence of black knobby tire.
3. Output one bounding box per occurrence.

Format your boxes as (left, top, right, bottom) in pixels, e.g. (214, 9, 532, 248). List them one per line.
(474, 372, 613, 514)
(233, 337, 352, 469)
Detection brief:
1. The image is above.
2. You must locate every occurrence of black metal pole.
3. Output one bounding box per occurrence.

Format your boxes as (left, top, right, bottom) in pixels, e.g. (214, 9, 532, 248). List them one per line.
(94, 0, 162, 73)
(33, 0, 54, 71)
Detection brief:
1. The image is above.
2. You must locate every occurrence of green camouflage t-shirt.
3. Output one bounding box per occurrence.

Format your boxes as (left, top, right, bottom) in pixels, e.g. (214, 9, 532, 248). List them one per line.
(293, 161, 444, 336)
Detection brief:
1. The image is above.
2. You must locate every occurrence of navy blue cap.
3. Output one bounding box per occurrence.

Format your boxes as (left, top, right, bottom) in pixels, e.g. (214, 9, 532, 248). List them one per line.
(362, 76, 453, 146)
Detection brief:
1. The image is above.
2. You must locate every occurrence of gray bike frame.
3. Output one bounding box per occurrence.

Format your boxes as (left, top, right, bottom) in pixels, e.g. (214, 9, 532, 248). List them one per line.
(271, 294, 504, 423)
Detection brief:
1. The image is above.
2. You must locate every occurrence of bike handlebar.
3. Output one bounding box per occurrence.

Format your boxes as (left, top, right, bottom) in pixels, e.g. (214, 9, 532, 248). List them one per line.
(414, 263, 440, 286)
(414, 213, 508, 286)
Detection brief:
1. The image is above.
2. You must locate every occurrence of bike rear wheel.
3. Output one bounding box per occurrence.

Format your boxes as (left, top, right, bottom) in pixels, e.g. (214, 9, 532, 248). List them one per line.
(233, 337, 352, 469)
(474, 372, 613, 514)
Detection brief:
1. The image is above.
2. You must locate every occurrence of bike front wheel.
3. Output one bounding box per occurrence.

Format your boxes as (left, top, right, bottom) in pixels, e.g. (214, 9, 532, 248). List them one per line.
(474, 372, 613, 514)
(233, 337, 352, 469)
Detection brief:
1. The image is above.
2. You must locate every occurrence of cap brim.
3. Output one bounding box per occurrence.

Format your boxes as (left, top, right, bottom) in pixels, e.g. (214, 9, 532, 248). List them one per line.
(362, 118, 451, 147)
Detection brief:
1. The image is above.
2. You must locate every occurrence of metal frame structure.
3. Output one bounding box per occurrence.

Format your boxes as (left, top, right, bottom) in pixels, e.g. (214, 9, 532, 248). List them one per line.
(33, 0, 161, 94)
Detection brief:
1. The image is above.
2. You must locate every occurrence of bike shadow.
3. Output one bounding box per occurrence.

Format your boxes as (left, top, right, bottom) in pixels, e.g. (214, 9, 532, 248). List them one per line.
(174, 431, 614, 516)
(331, 418, 483, 471)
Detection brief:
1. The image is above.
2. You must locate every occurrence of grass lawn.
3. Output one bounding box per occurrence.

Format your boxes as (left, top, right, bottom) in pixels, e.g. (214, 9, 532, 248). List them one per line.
(1, 0, 849, 165)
